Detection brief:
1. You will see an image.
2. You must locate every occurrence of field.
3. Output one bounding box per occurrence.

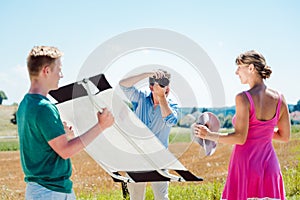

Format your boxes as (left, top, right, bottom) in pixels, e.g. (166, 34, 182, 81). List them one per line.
(1, 105, 300, 199)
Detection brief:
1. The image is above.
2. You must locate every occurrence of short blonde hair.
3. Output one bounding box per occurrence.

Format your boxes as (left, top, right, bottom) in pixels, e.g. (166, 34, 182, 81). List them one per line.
(27, 46, 63, 77)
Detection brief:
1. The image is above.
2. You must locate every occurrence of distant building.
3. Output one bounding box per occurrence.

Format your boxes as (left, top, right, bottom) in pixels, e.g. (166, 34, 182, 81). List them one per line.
(179, 114, 196, 128)
(290, 111, 300, 124)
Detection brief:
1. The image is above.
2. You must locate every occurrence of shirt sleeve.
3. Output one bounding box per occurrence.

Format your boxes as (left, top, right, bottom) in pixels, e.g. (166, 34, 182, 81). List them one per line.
(119, 85, 145, 103)
(163, 100, 178, 127)
(36, 103, 65, 141)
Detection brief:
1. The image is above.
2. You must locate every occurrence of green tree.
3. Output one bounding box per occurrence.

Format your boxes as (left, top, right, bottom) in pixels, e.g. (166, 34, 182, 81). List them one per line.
(190, 106, 198, 114)
(294, 100, 300, 111)
(217, 113, 225, 127)
(202, 107, 208, 113)
(0, 90, 8, 105)
(223, 114, 233, 128)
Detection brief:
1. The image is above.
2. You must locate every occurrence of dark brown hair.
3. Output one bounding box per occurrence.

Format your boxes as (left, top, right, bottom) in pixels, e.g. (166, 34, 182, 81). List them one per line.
(235, 50, 272, 79)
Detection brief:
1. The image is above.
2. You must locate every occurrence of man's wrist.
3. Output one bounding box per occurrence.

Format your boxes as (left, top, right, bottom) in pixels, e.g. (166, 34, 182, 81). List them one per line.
(157, 95, 167, 103)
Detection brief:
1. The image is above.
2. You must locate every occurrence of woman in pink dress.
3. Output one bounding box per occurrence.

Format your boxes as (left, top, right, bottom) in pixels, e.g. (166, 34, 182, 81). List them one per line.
(194, 50, 291, 200)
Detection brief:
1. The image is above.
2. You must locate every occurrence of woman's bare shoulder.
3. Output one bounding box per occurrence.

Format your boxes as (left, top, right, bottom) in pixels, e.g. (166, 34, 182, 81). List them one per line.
(266, 88, 281, 100)
(235, 91, 250, 105)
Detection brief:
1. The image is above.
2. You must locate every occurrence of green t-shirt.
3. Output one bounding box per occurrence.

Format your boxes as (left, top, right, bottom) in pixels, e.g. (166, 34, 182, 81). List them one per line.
(17, 93, 72, 193)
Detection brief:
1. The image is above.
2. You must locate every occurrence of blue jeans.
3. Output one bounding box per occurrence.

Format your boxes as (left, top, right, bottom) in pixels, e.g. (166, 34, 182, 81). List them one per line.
(25, 182, 76, 200)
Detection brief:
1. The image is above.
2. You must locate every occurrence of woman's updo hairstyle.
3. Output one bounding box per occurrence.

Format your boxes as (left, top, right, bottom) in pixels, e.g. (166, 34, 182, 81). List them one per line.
(235, 50, 272, 79)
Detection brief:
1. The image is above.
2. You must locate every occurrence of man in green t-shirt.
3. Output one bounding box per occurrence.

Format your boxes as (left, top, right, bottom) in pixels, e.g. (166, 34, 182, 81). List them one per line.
(17, 46, 114, 199)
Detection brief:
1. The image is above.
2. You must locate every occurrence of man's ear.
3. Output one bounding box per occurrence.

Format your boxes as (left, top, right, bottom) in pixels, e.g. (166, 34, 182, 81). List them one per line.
(165, 86, 170, 94)
(42, 65, 50, 75)
(149, 85, 154, 91)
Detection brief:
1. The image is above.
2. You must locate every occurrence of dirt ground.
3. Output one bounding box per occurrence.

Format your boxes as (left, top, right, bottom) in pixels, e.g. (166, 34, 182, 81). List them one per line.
(1, 139, 299, 200)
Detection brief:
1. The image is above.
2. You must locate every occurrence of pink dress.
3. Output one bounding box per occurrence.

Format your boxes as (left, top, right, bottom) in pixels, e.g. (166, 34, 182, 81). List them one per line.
(222, 91, 285, 200)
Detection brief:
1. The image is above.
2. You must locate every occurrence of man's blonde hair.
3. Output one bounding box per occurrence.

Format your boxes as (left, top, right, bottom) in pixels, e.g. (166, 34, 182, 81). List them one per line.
(27, 46, 63, 77)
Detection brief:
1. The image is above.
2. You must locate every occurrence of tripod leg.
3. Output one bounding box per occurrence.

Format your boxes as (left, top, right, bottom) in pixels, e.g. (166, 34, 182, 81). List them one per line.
(121, 182, 130, 199)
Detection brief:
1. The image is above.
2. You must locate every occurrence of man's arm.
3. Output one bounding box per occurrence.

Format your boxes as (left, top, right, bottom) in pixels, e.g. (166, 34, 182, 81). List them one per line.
(154, 84, 173, 118)
(119, 70, 167, 87)
(152, 84, 178, 127)
(119, 72, 153, 87)
(159, 94, 178, 127)
(48, 108, 114, 159)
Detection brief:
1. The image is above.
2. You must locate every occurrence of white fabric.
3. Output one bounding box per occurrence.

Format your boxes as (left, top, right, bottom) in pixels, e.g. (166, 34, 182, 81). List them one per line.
(56, 89, 186, 172)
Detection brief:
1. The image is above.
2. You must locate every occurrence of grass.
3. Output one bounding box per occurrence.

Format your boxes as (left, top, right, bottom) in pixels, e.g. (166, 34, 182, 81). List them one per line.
(74, 127, 300, 200)
(169, 127, 191, 144)
(76, 190, 124, 200)
(0, 139, 19, 151)
(284, 162, 300, 198)
(75, 174, 300, 200)
(167, 182, 224, 200)
(1, 103, 300, 199)
(291, 125, 300, 139)
(76, 181, 225, 200)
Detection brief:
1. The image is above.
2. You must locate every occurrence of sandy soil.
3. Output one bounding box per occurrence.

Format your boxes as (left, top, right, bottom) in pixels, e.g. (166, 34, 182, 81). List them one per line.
(1, 140, 298, 200)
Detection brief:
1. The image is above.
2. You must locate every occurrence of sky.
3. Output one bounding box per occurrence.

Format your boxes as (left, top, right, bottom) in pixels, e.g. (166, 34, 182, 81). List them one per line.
(0, 0, 299, 107)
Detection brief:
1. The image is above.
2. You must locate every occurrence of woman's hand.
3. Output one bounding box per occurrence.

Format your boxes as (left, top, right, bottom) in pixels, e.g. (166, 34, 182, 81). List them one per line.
(194, 123, 220, 142)
(194, 124, 210, 139)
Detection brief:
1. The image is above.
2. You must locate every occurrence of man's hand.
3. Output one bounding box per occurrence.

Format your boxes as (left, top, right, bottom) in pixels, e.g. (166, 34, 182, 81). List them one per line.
(63, 122, 75, 140)
(97, 108, 114, 131)
(153, 83, 166, 98)
(152, 69, 166, 79)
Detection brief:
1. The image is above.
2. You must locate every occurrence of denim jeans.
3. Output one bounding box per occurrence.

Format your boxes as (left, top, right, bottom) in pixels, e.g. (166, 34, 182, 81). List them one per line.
(25, 182, 76, 200)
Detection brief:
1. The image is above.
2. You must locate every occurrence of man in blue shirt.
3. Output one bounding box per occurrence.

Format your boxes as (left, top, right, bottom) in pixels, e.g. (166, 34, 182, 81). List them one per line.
(119, 69, 178, 200)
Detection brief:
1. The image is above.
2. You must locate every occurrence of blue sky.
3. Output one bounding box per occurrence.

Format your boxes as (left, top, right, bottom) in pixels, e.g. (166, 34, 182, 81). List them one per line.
(0, 1, 299, 107)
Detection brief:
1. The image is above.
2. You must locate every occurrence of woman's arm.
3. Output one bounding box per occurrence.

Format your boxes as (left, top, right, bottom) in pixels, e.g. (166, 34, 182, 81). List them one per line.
(273, 95, 290, 142)
(194, 92, 250, 145)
